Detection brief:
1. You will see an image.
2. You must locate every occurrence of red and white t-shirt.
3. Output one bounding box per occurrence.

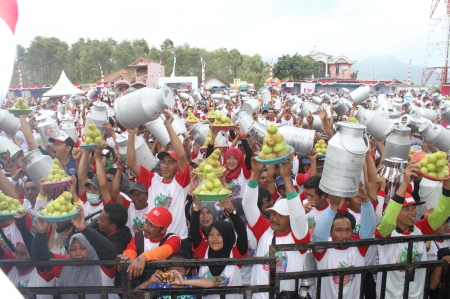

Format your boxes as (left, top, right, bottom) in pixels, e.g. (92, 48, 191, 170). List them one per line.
(137, 164, 190, 239)
(428, 239, 450, 261)
(375, 220, 432, 299)
(311, 236, 368, 299)
(250, 215, 309, 299)
(121, 200, 152, 237)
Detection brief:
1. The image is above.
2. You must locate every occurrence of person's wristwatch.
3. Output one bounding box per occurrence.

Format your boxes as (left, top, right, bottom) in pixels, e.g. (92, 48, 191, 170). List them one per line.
(230, 209, 237, 215)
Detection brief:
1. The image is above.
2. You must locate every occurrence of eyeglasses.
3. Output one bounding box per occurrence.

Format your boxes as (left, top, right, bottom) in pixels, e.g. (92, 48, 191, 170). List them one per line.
(107, 177, 113, 182)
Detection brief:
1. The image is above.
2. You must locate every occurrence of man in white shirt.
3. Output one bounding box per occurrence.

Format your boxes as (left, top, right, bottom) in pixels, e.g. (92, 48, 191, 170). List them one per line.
(243, 155, 309, 299)
(126, 109, 190, 257)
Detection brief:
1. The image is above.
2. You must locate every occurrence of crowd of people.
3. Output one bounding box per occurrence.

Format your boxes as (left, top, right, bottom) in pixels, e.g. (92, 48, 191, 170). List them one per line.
(0, 87, 450, 299)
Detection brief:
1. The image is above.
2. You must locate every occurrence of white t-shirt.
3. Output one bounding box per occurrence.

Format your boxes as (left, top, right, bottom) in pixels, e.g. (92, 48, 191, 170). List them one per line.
(199, 248, 243, 299)
(305, 205, 328, 239)
(311, 246, 367, 299)
(137, 164, 190, 239)
(240, 228, 257, 286)
(226, 167, 251, 199)
(280, 117, 294, 126)
(0, 222, 23, 255)
(376, 224, 429, 299)
(427, 239, 450, 261)
(7, 267, 55, 299)
(122, 201, 152, 237)
(250, 216, 308, 299)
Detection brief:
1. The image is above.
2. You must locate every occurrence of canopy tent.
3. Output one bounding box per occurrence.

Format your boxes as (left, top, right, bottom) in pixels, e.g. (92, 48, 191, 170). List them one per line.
(43, 71, 84, 97)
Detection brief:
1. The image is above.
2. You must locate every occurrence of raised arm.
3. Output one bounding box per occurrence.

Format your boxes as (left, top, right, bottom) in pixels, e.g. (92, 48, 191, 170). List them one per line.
(126, 127, 141, 177)
(377, 163, 418, 238)
(357, 184, 376, 239)
(317, 107, 334, 139)
(0, 170, 18, 199)
(163, 110, 188, 171)
(281, 154, 308, 240)
(235, 123, 252, 170)
(426, 167, 450, 230)
(266, 164, 276, 195)
(93, 143, 111, 202)
(77, 149, 91, 195)
(242, 158, 266, 227)
(111, 158, 125, 204)
(365, 146, 379, 201)
(18, 115, 39, 151)
(220, 199, 248, 256)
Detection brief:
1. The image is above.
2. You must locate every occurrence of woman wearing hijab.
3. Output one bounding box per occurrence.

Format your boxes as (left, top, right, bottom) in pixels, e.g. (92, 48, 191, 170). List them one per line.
(191, 196, 248, 299)
(31, 206, 117, 299)
(205, 124, 252, 199)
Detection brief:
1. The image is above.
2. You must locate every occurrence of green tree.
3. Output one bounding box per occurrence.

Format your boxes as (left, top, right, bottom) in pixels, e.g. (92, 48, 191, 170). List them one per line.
(273, 53, 319, 80)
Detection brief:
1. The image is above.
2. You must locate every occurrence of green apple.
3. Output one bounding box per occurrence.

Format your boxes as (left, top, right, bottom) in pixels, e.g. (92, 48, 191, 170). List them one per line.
(267, 124, 278, 134)
(262, 145, 273, 154)
(273, 143, 284, 153)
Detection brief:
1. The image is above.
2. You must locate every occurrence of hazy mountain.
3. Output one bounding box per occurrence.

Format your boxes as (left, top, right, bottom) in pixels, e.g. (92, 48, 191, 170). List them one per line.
(352, 56, 431, 85)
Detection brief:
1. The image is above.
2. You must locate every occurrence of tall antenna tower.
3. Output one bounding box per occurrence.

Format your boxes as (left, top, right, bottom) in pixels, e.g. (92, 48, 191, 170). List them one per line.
(421, 0, 450, 86)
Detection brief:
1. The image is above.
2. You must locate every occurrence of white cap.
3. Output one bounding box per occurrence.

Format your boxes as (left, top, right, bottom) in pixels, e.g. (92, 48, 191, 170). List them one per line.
(268, 198, 289, 216)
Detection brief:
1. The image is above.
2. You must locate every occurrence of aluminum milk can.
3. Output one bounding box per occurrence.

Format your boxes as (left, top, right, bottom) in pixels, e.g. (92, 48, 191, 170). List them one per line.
(319, 122, 368, 197)
(0, 109, 20, 135)
(384, 125, 411, 161)
(278, 125, 315, 155)
(349, 85, 371, 105)
(330, 97, 349, 116)
(189, 121, 210, 147)
(377, 158, 408, 201)
(36, 114, 61, 146)
(0, 136, 23, 161)
(114, 86, 175, 129)
(419, 122, 450, 152)
(354, 107, 393, 142)
(22, 149, 53, 186)
(145, 117, 171, 147)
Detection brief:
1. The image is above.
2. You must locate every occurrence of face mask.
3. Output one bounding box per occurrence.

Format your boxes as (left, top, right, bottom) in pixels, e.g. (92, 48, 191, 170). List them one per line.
(86, 192, 101, 204)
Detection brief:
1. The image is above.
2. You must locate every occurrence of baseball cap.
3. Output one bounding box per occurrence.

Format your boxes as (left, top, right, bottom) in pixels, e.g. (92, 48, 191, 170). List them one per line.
(275, 176, 294, 189)
(190, 157, 204, 167)
(49, 131, 75, 148)
(158, 151, 178, 162)
(403, 193, 425, 207)
(144, 207, 173, 229)
(129, 182, 148, 193)
(301, 157, 311, 164)
(84, 176, 100, 189)
(268, 198, 289, 216)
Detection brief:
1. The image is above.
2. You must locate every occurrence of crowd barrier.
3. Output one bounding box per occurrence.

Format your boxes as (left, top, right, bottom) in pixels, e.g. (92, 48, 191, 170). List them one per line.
(1, 234, 450, 299)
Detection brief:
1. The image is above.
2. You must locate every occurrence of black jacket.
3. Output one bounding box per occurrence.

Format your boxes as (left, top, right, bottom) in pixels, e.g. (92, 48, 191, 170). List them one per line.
(100, 226, 132, 255)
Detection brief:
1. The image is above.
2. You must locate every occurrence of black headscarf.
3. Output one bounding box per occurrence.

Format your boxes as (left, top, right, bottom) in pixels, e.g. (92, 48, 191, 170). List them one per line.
(207, 220, 236, 276)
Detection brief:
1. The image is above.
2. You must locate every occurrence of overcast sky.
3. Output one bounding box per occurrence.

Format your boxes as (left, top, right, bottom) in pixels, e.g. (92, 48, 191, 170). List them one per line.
(14, 0, 446, 67)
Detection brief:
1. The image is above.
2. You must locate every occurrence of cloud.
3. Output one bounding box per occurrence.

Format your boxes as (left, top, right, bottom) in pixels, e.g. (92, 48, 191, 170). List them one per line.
(14, 0, 439, 65)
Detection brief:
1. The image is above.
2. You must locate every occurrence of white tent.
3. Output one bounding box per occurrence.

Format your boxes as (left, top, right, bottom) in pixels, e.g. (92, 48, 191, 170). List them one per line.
(43, 70, 84, 97)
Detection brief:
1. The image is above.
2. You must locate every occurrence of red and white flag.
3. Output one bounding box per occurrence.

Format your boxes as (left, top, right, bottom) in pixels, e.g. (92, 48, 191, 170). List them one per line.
(0, 0, 18, 107)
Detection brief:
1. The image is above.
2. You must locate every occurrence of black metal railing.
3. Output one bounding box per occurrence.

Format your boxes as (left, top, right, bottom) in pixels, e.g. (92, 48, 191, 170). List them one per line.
(1, 234, 450, 299)
(270, 234, 450, 299)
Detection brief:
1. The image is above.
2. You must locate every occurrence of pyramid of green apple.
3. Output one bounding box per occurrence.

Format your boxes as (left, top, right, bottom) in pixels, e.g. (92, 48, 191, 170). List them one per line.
(45, 158, 72, 183)
(196, 149, 226, 177)
(0, 193, 25, 215)
(11, 97, 30, 110)
(39, 191, 77, 217)
(193, 171, 229, 195)
(84, 123, 103, 144)
(418, 151, 449, 178)
(258, 124, 290, 160)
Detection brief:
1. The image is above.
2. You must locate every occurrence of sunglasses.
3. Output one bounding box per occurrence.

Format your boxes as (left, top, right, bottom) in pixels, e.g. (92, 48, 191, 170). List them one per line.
(107, 177, 113, 182)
